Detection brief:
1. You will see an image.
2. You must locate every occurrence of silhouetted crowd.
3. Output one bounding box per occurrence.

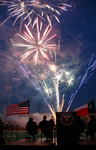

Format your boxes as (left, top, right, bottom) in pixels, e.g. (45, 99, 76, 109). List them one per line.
(26, 115, 55, 142)
(86, 115, 96, 140)
(25, 114, 96, 142)
(76, 115, 96, 140)
(0, 114, 96, 145)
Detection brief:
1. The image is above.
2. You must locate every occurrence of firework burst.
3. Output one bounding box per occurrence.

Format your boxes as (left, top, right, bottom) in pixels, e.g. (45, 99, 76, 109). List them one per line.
(0, 0, 31, 32)
(28, 0, 71, 27)
(11, 18, 57, 65)
(0, 0, 71, 31)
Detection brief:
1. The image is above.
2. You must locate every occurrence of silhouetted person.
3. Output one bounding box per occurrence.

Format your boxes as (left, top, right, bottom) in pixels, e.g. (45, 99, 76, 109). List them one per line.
(77, 116, 86, 140)
(86, 115, 96, 140)
(49, 116, 55, 130)
(48, 116, 55, 142)
(0, 117, 4, 144)
(26, 118, 38, 139)
(0, 117, 3, 137)
(39, 115, 50, 141)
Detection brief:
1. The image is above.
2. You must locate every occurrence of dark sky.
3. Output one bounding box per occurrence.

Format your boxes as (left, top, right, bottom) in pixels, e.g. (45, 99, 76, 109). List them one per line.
(0, 0, 96, 121)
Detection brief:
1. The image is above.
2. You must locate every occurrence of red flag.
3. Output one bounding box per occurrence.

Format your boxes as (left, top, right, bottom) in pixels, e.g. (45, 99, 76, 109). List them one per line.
(6, 100, 29, 116)
(74, 99, 95, 116)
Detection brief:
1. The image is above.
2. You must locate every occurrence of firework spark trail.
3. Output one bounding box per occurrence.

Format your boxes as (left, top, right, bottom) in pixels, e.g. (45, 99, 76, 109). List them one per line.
(54, 77, 60, 112)
(60, 94, 65, 112)
(67, 75, 74, 88)
(48, 63, 74, 112)
(48, 64, 62, 112)
(0, 0, 30, 32)
(6, 55, 56, 119)
(25, 0, 71, 28)
(0, 0, 71, 30)
(88, 54, 94, 66)
(68, 93, 74, 105)
(43, 80, 52, 96)
(66, 55, 96, 112)
(11, 19, 56, 65)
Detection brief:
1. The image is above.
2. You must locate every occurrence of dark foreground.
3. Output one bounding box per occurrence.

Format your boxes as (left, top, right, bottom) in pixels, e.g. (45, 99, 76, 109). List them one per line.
(1, 138, 96, 150)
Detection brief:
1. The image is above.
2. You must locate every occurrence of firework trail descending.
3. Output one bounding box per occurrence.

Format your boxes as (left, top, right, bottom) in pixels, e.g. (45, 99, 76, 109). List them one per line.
(26, 0, 71, 28)
(0, 0, 30, 32)
(11, 18, 57, 65)
(66, 54, 96, 112)
(6, 54, 56, 119)
(0, 0, 71, 31)
(42, 80, 52, 96)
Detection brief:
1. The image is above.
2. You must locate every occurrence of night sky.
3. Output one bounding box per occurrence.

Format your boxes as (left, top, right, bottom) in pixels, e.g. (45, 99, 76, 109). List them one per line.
(0, 0, 96, 123)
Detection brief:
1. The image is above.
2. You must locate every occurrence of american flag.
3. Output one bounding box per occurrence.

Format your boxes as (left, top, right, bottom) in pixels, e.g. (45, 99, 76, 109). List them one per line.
(6, 100, 29, 116)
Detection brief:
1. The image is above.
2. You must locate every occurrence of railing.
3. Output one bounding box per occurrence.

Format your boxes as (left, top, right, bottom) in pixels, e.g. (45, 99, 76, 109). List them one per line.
(4, 124, 18, 141)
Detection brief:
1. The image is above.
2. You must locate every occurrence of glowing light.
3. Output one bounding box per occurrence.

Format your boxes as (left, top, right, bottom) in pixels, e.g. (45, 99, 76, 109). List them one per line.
(0, 0, 71, 30)
(27, 0, 71, 27)
(66, 54, 96, 112)
(67, 75, 74, 87)
(60, 94, 65, 112)
(43, 81, 52, 96)
(11, 18, 56, 65)
(49, 64, 60, 112)
(0, 0, 30, 32)
(48, 64, 57, 72)
(65, 71, 70, 76)
(56, 74, 61, 80)
(6, 55, 56, 120)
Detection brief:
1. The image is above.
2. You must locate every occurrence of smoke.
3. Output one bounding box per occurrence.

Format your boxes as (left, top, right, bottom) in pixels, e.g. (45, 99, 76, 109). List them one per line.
(6, 113, 53, 128)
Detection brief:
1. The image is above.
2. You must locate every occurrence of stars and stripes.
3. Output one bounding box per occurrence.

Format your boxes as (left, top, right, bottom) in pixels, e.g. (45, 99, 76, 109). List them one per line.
(6, 100, 29, 116)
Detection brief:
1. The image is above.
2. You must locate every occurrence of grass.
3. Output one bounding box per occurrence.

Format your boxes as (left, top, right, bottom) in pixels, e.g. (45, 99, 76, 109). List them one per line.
(4, 130, 57, 143)
(4, 130, 96, 144)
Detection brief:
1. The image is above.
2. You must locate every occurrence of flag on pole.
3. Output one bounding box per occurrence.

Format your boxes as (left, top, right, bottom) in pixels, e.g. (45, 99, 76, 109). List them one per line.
(74, 99, 95, 116)
(6, 99, 29, 116)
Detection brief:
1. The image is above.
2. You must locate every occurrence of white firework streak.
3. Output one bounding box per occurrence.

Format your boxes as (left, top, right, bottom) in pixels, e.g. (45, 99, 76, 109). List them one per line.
(28, 0, 71, 27)
(0, 0, 31, 32)
(0, 0, 71, 30)
(60, 94, 65, 112)
(48, 64, 61, 112)
(54, 77, 60, 112)
(66, 54, 96, 112)
(11, 18, 57, 65)
(6, 54, 56, 120)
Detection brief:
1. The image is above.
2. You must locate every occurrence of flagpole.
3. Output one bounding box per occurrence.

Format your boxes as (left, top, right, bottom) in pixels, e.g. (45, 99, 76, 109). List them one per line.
(5, 86, 12, 122)
(28, 98, 30, 119)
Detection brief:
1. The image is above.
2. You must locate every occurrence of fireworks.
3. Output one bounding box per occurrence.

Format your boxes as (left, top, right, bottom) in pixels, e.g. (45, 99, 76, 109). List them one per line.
(28, 0, 71, 27)
(0, 0, 30, 32)
(60, 94, 65, 112)
(2, 0, 94, 118)
(11, 18, 57, 65)
(6, 55, 57, 119)
(0, 0, 71, 116)
(67, 75, 74, 87)
(49, 63, 57, 72)
(43, 81, 52, 96)
(66, 54, 96, 112)
(0, 0, 71, 31)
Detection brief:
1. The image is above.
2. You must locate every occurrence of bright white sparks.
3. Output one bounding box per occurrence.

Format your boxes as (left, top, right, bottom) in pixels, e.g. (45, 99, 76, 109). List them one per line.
(28, 0, 71, 27)
(12, 18, 57, 65)
(0, 0, 29, 32)
(48, 64, 57, 72)
(0, 0, 71, 31)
